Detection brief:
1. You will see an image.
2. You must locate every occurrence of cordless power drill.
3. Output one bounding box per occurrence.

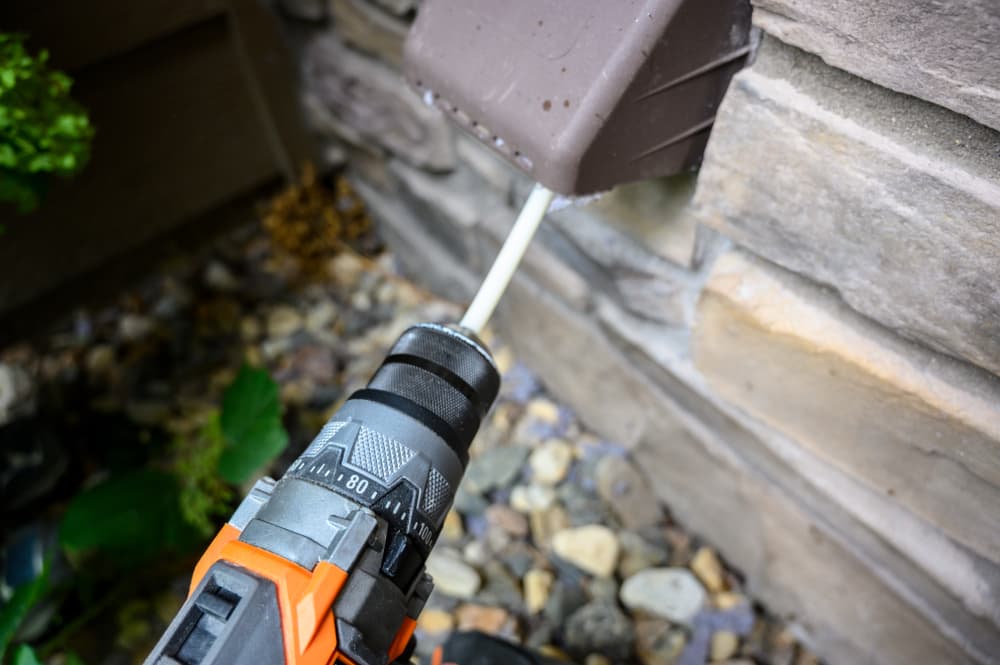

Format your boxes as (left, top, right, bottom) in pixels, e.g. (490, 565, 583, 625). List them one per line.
(145, 322, 501, 665)
(143, 175, 553, 665)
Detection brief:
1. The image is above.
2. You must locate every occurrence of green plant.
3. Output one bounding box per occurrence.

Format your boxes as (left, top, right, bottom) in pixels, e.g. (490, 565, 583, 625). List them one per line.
(59, 365, 288, 556)
(0, 365, 288, 663)
(0, 33, 94, 218)
(174, 365, 289, 534)
(0, 564, 48, 661)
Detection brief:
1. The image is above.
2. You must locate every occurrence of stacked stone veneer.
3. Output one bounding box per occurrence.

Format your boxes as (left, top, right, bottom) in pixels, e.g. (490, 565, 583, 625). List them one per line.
(282, 1, 1000, 663)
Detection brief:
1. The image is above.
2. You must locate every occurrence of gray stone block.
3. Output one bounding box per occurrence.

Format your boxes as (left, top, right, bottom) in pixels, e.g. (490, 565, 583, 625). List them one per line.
(694, 37, 1000, 377)
(331, 0, 408, 68)
(384, 159, 591, 311)
(753, 0, 1000, 131)
(369, 0, 415, 17)
(301, 34, 455, 172)
(584, 173, 701, 269)
(693, 249, 1000, 596)
(545, 206, 698, 328)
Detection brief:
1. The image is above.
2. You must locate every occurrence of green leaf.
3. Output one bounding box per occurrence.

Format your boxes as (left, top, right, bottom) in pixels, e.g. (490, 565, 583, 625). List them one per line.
(11, 645, 42, 665)
(59, 469, 198, 561)
(64, 653, 86, 665)
(0, 566, 48, 662)
(217, 365, 288, 484)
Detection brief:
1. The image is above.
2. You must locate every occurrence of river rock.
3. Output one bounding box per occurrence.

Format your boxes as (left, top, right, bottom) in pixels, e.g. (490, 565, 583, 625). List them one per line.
(204, 260, 239, 291)
(524, 568, 554, 614)
(559, 483, 614, 527)
(544, 580, 588, 625)
(500, 541, 546, 577)
(453, 485, 489, 516)
(635, 620, 687, 665)
(620, 568, 707, 624)
(0, 363, 34, 425)
(426, 549, 480, 599)
(526, 398, 561, 426)
(455, 604, 512, 635)
(486, 504, 530, 537)
(529, 439, 574, 485)
(595, 455, 662, 529)
(618, 530, 670, 578)
(586, 576, 620, 603)
(713, 592, 749, 610)
(710, 631, 740, 661)
(305, 300, 338, 333)
(510, 484, 557, 513)
(329, 252, 366, 289)
(239, 316, 261, 341)
(479, 560, 522, 608)
(564, 601, 635, 660)
(529, 505, 570, 548)
(440, 510, 464, 543)
(551, 525, 619, 578)
(85, 344, 115, 376)
(119, 314, 155, 341)
(464, 445, 530, 494)
(417, 608, 454, 636)
(585, 655, 611, 665)
(266, 305, 303, 338)
(462, 540, 491, 568)
(691, 547, 726, 593)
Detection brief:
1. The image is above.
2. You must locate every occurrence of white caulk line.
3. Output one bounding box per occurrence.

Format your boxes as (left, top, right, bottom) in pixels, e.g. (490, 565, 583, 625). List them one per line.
(459, 183, 555, 333)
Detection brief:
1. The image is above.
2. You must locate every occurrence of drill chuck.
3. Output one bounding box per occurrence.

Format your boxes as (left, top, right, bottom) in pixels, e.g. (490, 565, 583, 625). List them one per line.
(146, 324, 499, 665)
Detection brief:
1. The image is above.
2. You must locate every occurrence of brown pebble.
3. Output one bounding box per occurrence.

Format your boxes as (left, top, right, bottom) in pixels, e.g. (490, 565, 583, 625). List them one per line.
(487, 504, 530, 537)
(455, 604, 513, 635)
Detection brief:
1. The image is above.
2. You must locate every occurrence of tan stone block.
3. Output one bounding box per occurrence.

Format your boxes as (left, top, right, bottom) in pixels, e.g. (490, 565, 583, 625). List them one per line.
(693, 37, 1000, 376)
(753, 0, 1000, 131)
(693, 250, 1000, 563)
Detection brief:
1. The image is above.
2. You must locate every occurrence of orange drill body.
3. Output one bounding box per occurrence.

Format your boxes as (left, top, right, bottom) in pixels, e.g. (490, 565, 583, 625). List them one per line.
(145, 324, 500, 665)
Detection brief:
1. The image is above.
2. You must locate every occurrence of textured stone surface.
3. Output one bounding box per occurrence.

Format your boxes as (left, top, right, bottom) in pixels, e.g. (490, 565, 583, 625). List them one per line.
(387, 161, 482, 265)
(544, 205, 696, 328)
(331, 0, 407, 67)
(753, 0, 1000, 131)
(694, 37, 1000, 376)
(302, 35, 455, 171)
(585, 173, 700, 269)
(370, 0, 415, 16)
(693, 249, 1000, 564)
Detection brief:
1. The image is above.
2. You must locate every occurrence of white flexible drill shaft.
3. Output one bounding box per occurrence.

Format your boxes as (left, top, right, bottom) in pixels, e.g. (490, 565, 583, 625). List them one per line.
(459, 184, 556, 334)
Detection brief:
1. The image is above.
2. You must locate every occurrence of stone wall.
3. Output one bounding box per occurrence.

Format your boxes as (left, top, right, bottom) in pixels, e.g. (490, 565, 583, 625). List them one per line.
(277, 2, 1000, 664)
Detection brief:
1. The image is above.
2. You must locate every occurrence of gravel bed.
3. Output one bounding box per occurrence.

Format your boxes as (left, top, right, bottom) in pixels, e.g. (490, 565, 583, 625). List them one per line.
(0, 205, 820, 665)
